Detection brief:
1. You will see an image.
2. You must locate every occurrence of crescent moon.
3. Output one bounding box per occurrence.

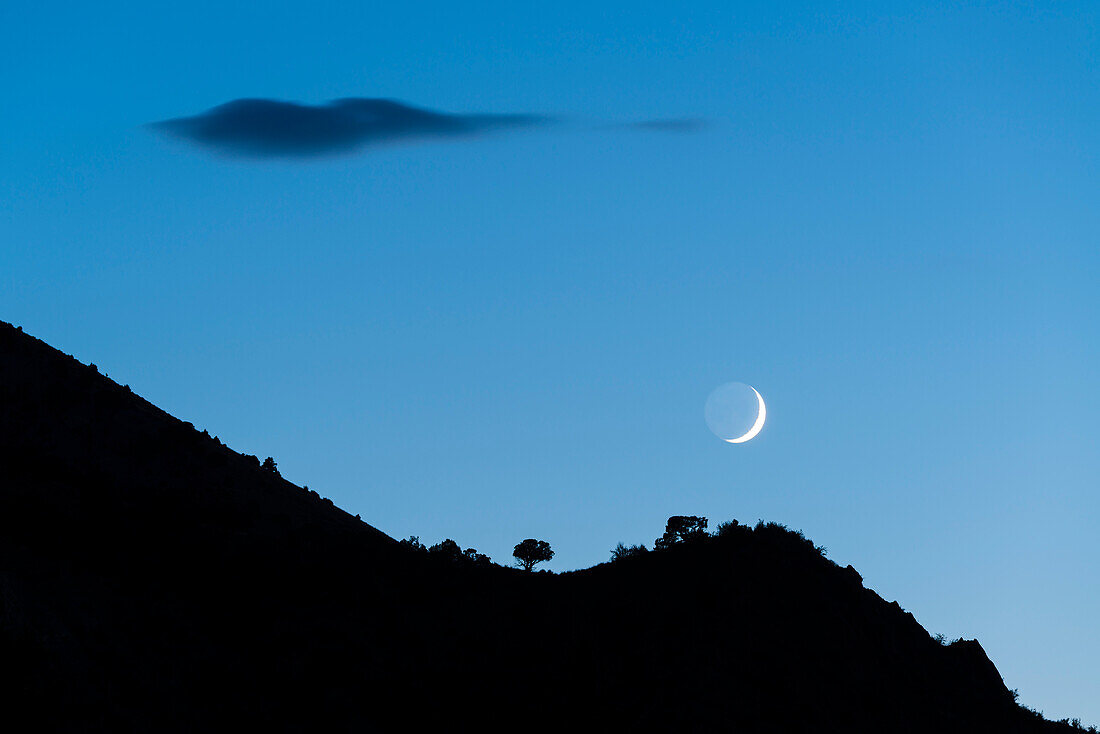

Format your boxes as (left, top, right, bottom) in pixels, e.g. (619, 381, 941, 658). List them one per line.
(725, 386, 766, 443)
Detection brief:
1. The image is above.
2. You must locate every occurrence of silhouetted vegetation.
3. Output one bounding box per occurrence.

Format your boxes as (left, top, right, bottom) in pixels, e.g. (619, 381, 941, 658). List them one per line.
(462, 547, 491, 565)
(610, 542, 648, 561)
(512, 538, 553, 571)
(753, 519, 828, 556)
(625, 516, 826, 561)
(715, 518, 742, 536)
(430, 538, 492, 566)
(654, 515, 708, 549)
(261, 456, 280, 475)
(400, 535, 492, 566)
(429, 538, 463, 560)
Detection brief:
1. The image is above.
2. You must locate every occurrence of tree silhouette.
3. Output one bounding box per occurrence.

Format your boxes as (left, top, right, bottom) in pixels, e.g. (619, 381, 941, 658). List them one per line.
(261, 456, 279, 475)
(512, 538, 553, 571)
(654, 516, 708, 550)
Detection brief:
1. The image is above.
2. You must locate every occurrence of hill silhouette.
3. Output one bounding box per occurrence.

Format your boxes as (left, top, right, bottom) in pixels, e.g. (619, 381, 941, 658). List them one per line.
(0, 320, 1088, 733)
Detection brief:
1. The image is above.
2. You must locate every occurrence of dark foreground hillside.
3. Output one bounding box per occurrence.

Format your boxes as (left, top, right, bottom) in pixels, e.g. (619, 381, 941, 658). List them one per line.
(0, 321, 1085, 733)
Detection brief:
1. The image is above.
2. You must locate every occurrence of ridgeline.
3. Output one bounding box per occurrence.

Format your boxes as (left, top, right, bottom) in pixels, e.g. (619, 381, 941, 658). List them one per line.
(0, 321, 1086, 733)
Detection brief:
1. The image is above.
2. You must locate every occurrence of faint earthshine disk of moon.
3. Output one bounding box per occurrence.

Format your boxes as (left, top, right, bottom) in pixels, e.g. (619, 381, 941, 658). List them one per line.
(705, 382, 766, 444)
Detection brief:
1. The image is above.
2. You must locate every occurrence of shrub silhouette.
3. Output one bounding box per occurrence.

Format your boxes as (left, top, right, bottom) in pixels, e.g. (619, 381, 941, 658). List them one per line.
(429, 539, 464, 562)
(753, 520, 827, 556)
(610, 542, 648, 561)
(715, 519, 745, 537)
(462, 547, 492, 566)
(513, 538, 553, 571)
(654, 515, 708, 550)
(261, 456, 280, 475)
(411, 538, 492, 566)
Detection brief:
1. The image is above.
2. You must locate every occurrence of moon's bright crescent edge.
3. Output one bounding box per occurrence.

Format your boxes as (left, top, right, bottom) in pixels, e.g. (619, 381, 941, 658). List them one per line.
(724, 386, 766, 444)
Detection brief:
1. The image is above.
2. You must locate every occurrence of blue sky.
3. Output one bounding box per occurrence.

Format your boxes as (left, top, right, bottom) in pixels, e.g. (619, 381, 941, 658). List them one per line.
(2, 0, 1097, 723)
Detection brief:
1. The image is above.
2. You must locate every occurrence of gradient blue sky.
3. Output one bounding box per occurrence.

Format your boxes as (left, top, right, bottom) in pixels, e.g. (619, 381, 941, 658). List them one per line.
(3, 0, 1097, 723)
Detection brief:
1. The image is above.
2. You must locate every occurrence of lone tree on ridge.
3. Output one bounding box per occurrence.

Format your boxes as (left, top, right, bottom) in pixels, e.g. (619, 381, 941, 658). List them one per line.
(513, 539, 554, 572)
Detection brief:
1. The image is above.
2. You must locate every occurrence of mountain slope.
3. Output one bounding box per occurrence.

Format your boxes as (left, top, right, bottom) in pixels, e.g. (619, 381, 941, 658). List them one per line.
(0, 321, 1083, 733)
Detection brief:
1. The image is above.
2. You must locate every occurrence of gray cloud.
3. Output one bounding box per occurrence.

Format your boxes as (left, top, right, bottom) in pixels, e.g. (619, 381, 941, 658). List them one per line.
(151, 98, 548, 157)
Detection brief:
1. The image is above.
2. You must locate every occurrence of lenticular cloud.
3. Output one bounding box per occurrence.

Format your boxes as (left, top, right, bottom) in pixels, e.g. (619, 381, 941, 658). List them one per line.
(151, 98, 547, 157)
